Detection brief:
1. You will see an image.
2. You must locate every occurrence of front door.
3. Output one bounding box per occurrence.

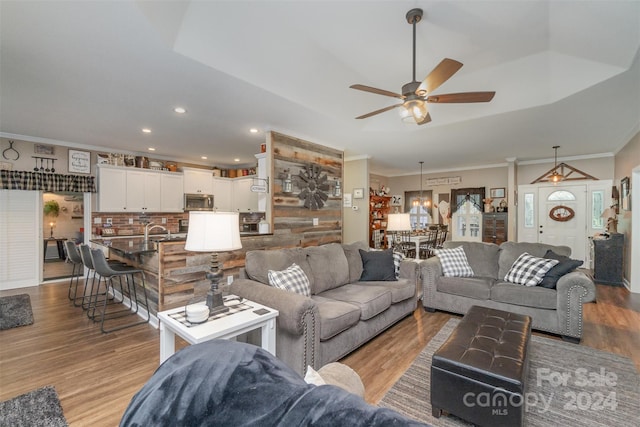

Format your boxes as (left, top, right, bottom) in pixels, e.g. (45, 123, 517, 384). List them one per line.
(538, 185, 587, 262)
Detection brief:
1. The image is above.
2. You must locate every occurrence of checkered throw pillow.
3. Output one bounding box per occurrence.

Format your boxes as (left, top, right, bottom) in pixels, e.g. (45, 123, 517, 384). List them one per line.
(392, 251, 405, 279)
(268, 263, 311, 296)
(504, 252, 560, 286)
(434, 246, 474, 277)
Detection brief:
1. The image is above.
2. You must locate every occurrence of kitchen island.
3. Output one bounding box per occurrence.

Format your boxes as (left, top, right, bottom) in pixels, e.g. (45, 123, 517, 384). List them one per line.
(92, 233, 278, 315)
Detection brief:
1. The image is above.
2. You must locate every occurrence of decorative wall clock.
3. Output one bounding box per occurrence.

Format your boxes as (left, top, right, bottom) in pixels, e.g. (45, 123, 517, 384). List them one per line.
(549, 205, 575, 222)
(297, 164, 330, 210)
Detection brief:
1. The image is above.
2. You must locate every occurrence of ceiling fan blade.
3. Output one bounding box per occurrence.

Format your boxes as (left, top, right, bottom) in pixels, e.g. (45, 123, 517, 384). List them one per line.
(418, 58, 463, 95)
(416, 112, 432, 125)
(426, 92, 496, 103)
(350, 84, 404, 100)
(355, 104, 403, 119)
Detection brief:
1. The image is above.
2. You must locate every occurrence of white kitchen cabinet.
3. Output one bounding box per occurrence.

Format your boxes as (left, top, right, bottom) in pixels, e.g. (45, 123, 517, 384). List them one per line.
(212, 177, 232, 211)
(98, 166, 128, 212)
(161, 173, 184, 212)
(126, 169, 161, 212)
(182, 167, 213, 194)
(97, 165, 184, 213)
(232, 177, 259, 212)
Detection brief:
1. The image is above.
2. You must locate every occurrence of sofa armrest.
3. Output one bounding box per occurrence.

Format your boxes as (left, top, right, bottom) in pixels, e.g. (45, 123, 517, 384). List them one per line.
(230, 279, 319, 336)
(555, 271, 597, 338)
(420, 257, 442, 309)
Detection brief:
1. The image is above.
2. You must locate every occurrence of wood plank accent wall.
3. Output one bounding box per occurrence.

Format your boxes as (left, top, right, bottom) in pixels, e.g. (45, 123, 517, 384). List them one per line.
(271, 132, 343, 247)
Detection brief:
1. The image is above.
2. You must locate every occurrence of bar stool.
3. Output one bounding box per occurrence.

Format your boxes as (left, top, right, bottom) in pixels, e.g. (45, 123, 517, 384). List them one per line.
(78, 245, 125, 315)
(64, 240, 84, 306)
(89, 248, 150, 333)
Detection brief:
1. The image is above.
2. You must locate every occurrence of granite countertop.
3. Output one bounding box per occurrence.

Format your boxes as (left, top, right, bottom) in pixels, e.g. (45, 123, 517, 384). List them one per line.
(91, 236, 186, 255)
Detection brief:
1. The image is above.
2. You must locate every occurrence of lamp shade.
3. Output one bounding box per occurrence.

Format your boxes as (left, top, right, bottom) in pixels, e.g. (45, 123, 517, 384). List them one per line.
(387, 213, 411, 231)
(600, 208, 614, 219)
(185, 211, 242, 252)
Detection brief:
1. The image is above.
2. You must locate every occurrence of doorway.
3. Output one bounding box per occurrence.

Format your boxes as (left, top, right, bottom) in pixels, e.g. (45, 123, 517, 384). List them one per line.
(43, 192, 84, 281)
(517, 180, 612, 264)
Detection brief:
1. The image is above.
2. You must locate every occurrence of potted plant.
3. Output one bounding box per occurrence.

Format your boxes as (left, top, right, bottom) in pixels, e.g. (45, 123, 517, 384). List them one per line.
(43, 199, 60, 218)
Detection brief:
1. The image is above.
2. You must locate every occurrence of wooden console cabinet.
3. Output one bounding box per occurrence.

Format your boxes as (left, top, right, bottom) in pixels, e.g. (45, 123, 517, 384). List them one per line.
(482, 212, 508, 244)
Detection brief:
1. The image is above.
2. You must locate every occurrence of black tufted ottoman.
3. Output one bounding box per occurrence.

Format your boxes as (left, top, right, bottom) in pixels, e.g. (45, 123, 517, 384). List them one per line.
(431, 306, 531, 427)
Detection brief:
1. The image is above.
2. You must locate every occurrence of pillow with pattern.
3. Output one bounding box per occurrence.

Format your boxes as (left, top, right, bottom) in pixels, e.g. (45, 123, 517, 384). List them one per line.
(434, 246, 474, 277)
(268, 263, 311, 296)
(505, 252, 559, 286)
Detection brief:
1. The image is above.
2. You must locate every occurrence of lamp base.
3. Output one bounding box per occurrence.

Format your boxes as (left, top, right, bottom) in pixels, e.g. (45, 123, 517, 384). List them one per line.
(205, 256, 229, 315)
(206, 288, 229, 315)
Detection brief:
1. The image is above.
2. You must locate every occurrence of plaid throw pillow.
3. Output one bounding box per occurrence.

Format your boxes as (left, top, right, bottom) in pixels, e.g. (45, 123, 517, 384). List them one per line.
(268, 263, 311, 296)
(392, 251, 405, 279)
(434, 246, 474, 277)
(505, 252, 560, 286)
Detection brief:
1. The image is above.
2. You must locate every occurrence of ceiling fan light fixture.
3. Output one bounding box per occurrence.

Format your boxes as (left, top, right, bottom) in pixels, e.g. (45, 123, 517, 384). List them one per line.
(403, 98, 428, 123)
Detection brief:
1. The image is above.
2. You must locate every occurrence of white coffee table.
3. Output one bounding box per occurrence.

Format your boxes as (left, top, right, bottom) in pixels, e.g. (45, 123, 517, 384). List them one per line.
(157, 296, 278, 364)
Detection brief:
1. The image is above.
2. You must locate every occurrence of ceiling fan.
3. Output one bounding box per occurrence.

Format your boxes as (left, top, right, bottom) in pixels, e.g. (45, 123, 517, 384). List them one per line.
(350, 8, 495, 125)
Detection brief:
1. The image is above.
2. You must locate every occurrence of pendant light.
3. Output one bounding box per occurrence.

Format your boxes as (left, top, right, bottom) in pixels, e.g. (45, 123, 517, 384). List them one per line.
(550, 145, 563, 183)
(413, 161, 430, 208)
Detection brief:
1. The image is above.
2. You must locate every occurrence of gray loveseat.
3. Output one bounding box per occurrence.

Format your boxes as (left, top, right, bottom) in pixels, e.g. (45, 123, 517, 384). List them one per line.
(229, 242, 420, 376)
(421, 241, 597, 342)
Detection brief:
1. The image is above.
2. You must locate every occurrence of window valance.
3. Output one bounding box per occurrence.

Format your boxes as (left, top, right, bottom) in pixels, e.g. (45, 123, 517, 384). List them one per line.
(0, 170, 96, 192)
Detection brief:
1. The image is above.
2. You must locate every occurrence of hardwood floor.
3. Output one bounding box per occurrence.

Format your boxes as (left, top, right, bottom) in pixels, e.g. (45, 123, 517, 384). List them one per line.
(1, 281, 638, 426)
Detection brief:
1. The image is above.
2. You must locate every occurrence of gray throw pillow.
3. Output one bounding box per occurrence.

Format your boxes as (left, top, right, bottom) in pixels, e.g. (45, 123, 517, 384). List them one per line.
(541, 250, 584, 289)
(358, 249, 397, 281)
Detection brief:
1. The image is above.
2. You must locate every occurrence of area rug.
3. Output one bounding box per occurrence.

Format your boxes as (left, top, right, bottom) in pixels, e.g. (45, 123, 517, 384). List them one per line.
(380, 319, 640, 427)
(0, 294, 34, 331)
(0, 386, 68, 426)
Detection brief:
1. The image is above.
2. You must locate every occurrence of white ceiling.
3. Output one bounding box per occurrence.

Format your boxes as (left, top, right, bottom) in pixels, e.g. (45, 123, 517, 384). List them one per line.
(1, 0, 639, 176)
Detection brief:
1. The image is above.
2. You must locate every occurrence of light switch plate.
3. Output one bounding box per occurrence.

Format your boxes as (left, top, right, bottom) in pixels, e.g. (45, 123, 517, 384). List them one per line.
(313, 218, 319, 226)
(94, 217, 101, 224)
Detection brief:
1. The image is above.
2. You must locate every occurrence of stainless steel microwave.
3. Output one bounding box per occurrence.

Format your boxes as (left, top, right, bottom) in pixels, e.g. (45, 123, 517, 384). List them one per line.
(184, 193, 214, 211)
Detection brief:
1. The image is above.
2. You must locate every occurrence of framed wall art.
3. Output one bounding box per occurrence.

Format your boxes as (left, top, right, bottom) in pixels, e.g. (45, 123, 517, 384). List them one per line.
(621, 176, 630, 211)
(490, 187, 505, 199)
(68, 149, 91, 174)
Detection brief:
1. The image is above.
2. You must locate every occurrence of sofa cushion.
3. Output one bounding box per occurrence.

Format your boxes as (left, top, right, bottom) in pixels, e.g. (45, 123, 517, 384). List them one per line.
(311, 295, 361, 340)
(306, 243, 350, 294)
(245, 248, 314, 289)
(498, 242, 570, 280)
(318, 284, 391, 320)
(444, 241, 501, 279)
(268, 263, 311, 297)
(491, 282, 558, 309)
(359, 278, 415, 303)
(359, 249, 396, 281)
(434, 246, 474, 277)
(540, 250, 584, 289)
(342, 241, 369, 283)
(504, 252, 559, 286)
(436, 276, 493, 300)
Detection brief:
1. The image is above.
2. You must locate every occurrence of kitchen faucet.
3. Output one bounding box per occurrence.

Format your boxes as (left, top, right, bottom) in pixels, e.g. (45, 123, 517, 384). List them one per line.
(144, 223, 170, 241)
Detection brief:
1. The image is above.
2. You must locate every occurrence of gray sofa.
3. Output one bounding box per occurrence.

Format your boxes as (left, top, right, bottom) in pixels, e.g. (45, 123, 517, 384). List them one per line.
(229, 242, 420, 376)
(421, 241, 597, 342)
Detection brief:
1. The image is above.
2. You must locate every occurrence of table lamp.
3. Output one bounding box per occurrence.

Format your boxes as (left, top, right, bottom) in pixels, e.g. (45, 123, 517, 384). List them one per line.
(387, 213, 411, 248)
(600, 207, 617, 233)
(185, 211, 242, 315)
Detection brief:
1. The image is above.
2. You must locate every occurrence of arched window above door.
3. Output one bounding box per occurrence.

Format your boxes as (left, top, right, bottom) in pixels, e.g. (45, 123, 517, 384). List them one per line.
(547, 190, 576, 201)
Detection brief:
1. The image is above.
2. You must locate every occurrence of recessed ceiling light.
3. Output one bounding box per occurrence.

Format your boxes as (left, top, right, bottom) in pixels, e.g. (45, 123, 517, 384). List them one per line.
(148, 147, 156, 151)
(174, 107, 187, 114)
(234, 158, 240, 162)
(142, 128, 151, 133)
(249, 128, 259, 134)
(201, 156, 208, 160)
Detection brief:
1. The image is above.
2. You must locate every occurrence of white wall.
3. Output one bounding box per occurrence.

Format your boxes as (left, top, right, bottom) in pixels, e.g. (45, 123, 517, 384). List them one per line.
(343, 158, 369, 244)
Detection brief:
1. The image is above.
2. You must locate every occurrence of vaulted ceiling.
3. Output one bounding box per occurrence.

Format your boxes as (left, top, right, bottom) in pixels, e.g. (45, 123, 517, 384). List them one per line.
(1, 1, 638, 176)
